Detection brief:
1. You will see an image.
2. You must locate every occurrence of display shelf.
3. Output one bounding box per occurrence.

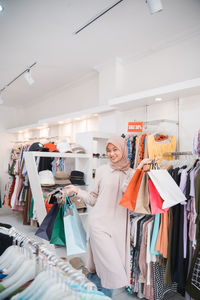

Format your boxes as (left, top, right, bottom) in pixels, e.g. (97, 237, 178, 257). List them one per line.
(29, 151, 91, 158)
(92, 156, 108, 159)
(109, 77, 200, 110)
(76, 131, 113, 191)
(24, 151, 91, 225)
(23, 132, 112, 224)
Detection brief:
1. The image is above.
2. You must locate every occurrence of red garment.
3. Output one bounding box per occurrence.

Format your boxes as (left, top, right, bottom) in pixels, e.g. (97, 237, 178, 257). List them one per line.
(44, 142, 58, 152)
(45, 198, 53, 213)
(8, 177, 16, 207)
(139, 134, 147, 163)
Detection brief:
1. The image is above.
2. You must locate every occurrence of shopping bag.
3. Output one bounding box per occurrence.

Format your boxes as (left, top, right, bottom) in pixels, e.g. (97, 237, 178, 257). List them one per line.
(134, 172, 151, 214)
(148, 179, 169, 214)
(50, 205, 66, 246)
(63, 195, 87, 256)
(35, 203, 59, 241)
(119, 169, 143, 211)
(148, 169, 186, 209)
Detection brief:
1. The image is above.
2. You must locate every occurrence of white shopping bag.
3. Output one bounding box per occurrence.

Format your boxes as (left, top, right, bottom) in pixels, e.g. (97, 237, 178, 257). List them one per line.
(148, 169, 186, 209)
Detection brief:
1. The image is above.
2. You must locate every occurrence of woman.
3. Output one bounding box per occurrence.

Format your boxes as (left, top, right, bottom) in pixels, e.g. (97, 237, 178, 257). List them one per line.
(65, 136, 152, 298)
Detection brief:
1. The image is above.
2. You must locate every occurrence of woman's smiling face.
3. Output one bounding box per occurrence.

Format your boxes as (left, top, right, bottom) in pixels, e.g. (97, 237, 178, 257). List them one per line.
(106, 143, 122, 163)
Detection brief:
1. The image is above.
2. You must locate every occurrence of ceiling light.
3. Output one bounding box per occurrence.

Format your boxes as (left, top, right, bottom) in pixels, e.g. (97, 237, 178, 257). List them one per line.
(0, 94, 3, 104)
(155, 97, 163, 102)
(58, 121, 65, 124)
(0, 62, 37, 104)
(75, 117, 81, 121)
(146, 0, 163, 14)
(24, 69, 34, 85)
(94, 114, 99, 117)
(0, 4, 4, 12)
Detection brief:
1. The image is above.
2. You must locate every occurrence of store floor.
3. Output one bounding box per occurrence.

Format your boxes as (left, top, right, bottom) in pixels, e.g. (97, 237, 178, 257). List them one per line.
(0, 207, 138, 300)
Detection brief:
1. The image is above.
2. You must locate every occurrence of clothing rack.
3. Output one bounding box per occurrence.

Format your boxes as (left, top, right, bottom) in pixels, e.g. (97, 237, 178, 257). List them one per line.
(163, 151, 193, 157)
(7, 226, 96, 290)
(143, 119, 179, 126)
(11, 135, 73, 144)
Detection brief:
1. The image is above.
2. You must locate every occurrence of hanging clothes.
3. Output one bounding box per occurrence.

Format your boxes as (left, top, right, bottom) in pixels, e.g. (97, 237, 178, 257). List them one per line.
(147, 135, 176, 163)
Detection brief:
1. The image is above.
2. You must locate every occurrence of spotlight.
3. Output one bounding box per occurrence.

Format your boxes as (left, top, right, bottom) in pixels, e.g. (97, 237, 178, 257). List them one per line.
(155, 97, 163, 102)
(24, 69, 34, 85)
(0, 94, 3, 104)
(146, 0, 163, 14)
(0, 4, 4, 13)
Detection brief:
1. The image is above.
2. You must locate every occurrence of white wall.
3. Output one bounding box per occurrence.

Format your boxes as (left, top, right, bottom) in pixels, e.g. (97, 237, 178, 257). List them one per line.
(5, 34, 200, 130)
(179, 95, 200, 151)
(15, 71, 99, 126)
(0, 132, 13, 200)
(99, 97, 200, 153)
(0, 106, 24, 198)
(120, 35, 200, 96)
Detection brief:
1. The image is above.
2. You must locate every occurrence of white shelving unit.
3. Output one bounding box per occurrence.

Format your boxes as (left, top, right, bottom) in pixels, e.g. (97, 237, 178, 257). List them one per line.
(76, 131, 114, 191)
(21, 132, 113, 226)
(24, 151, 91, 225)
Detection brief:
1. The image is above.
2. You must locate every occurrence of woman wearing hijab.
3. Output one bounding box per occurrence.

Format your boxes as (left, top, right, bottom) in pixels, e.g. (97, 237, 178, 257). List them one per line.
(65, 136, 152, 298)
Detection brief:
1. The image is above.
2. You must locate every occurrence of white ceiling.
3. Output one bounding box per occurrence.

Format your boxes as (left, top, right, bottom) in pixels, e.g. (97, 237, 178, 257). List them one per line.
(0, 0, 200, 108)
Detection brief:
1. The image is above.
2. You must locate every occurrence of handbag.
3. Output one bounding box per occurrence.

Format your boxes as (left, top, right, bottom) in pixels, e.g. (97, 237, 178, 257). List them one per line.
(148, 169, 186, 209)
(134, 171, 151, 214)
(119, 169, 143, 211)
(50, 205, 66, 246)
(72, 196, 87, 213)
(35, 203, 59, 241)
(63, 195, 87, 256)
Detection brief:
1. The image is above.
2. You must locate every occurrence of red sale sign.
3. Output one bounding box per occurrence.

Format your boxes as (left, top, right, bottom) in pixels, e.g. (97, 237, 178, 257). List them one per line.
(128, 122, 143, 132)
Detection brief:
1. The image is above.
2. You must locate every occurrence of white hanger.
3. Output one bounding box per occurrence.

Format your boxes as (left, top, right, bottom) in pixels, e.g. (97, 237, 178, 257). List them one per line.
(28, 273, 58, 300)
(11, 271, 50, 300)
(2, 229, 97, 300)
(3, 252, 25, 275)
(0, 259, 36, 300)
(39, 282, 75, 300)
(0, 245, 19, 267)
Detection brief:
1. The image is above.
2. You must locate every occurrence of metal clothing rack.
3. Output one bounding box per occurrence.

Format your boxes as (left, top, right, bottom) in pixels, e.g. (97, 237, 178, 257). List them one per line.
(143, 119, 179, 126)
(6, 226, 95, 290)
(163, 151, 193, 157)
(11, 135, 73, 143)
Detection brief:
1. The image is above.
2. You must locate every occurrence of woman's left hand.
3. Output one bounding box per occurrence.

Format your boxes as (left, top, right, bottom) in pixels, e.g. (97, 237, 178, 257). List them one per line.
(64, 185, 79, 196)
(137, 158, 155, 170)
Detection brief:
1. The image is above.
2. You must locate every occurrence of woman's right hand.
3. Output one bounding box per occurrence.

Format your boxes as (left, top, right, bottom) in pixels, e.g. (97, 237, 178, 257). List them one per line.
(64, 185, 79, 196)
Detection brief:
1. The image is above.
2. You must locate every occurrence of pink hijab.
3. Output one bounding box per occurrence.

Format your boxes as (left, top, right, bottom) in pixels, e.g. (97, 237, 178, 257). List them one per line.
(106, 136, 130, 171)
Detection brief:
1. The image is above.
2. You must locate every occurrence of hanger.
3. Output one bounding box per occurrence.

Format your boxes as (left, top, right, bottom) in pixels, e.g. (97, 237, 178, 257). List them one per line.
(0, 259, 36, 296)
(1, 227, 98, 300)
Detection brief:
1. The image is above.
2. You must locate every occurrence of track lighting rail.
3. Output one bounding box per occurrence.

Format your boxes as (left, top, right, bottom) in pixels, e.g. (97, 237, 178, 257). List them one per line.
(0, 61, 37, 93)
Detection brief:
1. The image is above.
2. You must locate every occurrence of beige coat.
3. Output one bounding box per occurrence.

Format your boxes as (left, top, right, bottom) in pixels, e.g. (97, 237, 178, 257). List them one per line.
(77, 164, 134, 289)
